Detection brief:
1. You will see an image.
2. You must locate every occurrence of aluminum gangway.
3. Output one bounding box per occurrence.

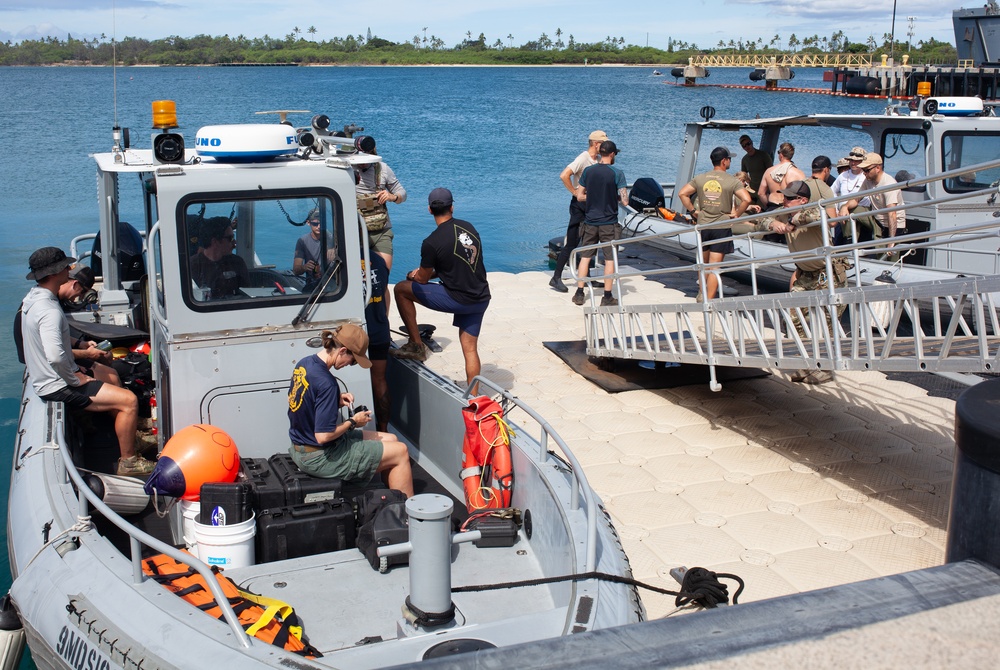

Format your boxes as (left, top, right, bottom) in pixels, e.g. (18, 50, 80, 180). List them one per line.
(570, 162, 1000, 390)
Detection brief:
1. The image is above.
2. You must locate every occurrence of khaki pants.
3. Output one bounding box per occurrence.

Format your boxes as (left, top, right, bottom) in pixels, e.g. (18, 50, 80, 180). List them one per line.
(789, 260, 848, 338)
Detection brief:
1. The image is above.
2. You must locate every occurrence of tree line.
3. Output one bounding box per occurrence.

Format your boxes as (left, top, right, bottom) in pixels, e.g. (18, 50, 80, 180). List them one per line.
(0, 28, 957, 66)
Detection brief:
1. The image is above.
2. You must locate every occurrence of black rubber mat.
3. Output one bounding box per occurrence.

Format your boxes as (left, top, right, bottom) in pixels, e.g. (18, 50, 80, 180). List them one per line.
(543, 340, 768, 393)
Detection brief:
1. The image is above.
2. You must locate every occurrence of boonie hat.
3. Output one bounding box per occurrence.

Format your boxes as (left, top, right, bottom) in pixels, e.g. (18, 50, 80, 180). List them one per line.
(428, 187, 453, 208)
(780, 180, 811, 200)
(836, 157, 850, 169)
(848, 146, 867, 160)
(858, 153, 883, 169)
(599, 140, 620, 155)
(69, 265, 95, 290)
(336, 324, 372, 369)
(26, 246, 76, 281)
(589, 130, 609, 142)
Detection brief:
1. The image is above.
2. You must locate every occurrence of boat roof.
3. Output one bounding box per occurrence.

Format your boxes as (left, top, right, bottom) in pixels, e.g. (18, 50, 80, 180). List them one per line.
(696, 110, 1000, 131)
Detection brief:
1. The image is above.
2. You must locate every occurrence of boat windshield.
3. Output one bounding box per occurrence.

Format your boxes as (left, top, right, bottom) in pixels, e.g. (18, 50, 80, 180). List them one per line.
(180, 192, 346, 309)
(941, 131, 1000, 193)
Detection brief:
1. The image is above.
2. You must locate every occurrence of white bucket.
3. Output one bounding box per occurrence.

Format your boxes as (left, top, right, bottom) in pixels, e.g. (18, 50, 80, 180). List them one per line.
(180, 500, 201, 552)
(194, 513, 256, 569)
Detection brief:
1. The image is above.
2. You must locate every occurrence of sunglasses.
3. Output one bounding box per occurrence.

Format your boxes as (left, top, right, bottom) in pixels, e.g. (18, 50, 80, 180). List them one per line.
(862, 166, 877, 173)
(308, 220, 321, 226)
(740, 142, 751, 148)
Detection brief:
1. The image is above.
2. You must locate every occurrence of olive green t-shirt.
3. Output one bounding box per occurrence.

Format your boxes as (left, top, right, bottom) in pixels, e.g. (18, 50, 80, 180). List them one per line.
(688, 171, 745, 226)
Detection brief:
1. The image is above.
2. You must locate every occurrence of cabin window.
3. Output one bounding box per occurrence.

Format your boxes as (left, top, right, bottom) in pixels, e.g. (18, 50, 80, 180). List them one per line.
(180, 192, 346, 309)
(941, 132, 1000, 193)
(880, 130, 927, 191)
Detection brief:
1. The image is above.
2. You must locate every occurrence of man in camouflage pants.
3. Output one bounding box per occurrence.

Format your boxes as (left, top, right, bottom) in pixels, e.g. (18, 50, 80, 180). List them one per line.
(758, 180, 846, 385)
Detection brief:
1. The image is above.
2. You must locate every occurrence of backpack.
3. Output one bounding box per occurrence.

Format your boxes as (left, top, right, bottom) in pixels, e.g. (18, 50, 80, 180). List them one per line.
(353, 489, 408, 572)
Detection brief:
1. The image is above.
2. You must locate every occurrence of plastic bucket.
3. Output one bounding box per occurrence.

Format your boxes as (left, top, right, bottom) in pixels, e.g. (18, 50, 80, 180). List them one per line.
(194, 513, 256, 569)
(179, 500, 201, 552)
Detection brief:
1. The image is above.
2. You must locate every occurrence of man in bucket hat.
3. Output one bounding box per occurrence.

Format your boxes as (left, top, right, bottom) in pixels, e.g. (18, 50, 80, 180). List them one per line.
(20, 247, 154, 476)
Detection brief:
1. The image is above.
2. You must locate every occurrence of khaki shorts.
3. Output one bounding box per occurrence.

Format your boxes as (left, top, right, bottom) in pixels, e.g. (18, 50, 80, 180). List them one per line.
(368, 227, 394, 256)
(578, 223, 621, 259)
(289, 430, 383, 482)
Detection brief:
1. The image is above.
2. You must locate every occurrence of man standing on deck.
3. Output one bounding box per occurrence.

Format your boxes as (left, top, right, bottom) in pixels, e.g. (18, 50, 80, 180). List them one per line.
(757, 142, 805, 211)
(572, 140, 628, 307)
(392, 188, 491, 389)
(832, 146, 875, 244)
(739, 135, 772, 199)
(843, 153, 905, 250)
(20, 247, 155, 476)
(354, 135, 406, 274)
(550, 130, 608, 293)
(757, 181, 847, 385)
(677, 147, 752, 301)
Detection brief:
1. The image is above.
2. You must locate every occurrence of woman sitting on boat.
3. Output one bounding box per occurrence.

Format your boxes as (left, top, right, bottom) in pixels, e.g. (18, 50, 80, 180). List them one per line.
(287, 325, 413, 497)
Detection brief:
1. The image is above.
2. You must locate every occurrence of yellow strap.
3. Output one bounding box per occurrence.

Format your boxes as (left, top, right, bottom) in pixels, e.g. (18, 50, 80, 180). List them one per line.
(236, 588, 303, 640)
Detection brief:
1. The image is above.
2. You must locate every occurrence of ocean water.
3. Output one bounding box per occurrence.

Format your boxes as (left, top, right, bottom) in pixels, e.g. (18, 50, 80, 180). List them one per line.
(0, 66, 883, 660)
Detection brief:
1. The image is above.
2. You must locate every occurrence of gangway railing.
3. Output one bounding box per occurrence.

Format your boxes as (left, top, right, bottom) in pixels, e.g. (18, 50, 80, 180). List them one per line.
(570, 160, 1000, 390)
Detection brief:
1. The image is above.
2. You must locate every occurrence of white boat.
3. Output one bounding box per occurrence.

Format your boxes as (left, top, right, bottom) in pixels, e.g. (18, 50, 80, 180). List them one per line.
(619, 95, 1000, 291)
(6, 103, 643, 669)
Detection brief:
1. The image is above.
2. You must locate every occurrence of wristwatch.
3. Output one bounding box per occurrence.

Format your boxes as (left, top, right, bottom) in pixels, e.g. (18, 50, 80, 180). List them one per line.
(347, 418, 358, 429)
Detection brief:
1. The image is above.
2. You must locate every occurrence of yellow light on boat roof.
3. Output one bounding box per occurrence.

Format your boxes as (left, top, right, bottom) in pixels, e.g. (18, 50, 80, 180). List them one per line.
(152, 100, 178, 129)
(916, 81, 932, 97)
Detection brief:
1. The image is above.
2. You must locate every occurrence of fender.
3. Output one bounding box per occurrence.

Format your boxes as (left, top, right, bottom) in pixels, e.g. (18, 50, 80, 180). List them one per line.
(460, 396, 513, 512)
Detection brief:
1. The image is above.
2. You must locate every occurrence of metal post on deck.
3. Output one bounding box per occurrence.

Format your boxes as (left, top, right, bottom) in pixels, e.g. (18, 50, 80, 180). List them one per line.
(946, 378, 1000, 569)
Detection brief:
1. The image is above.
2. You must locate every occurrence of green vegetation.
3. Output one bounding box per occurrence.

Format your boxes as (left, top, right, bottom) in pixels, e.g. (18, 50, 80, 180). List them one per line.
(0, 29, 957, 66)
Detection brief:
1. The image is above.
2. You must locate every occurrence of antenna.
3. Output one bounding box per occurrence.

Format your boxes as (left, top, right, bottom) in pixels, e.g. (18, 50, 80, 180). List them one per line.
(112, 0, 117, 133)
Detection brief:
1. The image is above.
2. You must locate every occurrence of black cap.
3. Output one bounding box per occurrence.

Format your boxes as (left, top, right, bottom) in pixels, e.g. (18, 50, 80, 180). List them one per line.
(710, 146, 732, 165)
(26, 247, 76, 281)
(599, 140, 620, 155)
(428, 187, 453, 208)
(69, 265, 95, 290)
(811, 155, 832, 172)
(780, 180, 811, 200)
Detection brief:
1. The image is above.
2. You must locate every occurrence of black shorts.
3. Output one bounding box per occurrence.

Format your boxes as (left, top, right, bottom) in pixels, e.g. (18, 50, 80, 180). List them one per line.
(41, 380, 104, 410)
(368, 341, 390, 361)
(702, 227, 734, 255)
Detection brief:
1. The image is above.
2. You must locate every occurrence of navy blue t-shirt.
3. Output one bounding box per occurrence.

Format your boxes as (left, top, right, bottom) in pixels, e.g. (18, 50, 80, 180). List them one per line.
(287, 354, 340, 447)
(364, 254, 390, 347)
(579, 163, 626, 225)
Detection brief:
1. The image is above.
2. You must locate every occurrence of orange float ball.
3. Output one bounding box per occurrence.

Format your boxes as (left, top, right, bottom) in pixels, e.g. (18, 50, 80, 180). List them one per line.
(159, 424, 240, 500)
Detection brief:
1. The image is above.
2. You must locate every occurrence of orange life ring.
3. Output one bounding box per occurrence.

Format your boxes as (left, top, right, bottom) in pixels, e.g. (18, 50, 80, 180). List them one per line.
(460, 396, 513, 513)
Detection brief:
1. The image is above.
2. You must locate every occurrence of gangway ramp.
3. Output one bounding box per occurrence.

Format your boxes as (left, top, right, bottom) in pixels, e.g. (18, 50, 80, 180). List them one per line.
(570, 169, 1000, 390)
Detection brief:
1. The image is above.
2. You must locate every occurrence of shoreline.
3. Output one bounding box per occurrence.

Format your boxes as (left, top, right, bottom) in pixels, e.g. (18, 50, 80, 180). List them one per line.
(23, 62, 681, 68)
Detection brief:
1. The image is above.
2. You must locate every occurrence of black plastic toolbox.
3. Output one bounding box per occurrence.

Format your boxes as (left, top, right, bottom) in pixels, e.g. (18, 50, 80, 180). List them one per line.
(255, 500, 356, 563)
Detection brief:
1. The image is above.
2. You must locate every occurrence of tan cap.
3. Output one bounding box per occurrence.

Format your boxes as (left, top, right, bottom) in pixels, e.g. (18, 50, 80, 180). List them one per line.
(848, 146, 867, 160)
(336, 324, 372, 369)
(858, 153, 883, 169)
(836, 157, 850, 169)
(588, 130, 609, 142)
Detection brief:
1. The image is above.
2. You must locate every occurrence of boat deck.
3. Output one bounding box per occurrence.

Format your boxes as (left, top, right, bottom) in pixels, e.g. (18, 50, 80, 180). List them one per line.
(405, 266, 961, 619)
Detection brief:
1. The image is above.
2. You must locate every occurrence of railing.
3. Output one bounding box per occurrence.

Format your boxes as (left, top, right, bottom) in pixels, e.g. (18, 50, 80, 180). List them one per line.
(465, 375, 600, 572)
(570, 159, 1000, 389)
(689, 53, 875, 68)
(39, 398, 253, 649)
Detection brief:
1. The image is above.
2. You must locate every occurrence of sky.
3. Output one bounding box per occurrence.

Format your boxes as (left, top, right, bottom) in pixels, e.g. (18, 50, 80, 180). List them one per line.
(0, 0, 962, 50)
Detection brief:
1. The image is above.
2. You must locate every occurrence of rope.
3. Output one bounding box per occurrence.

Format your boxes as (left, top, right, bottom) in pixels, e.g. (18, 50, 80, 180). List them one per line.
(452, 568, 744, 608)
(23, 515, 94, 571)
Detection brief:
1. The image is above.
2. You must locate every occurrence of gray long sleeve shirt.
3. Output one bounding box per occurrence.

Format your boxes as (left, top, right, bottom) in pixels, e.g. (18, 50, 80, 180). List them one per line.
(21, 285, 80, 396)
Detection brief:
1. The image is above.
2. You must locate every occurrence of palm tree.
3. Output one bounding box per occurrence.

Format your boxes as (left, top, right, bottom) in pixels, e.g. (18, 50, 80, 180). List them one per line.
(507, 33, 514, 48)
(555, 27, 563, 49)
(307, 26, 317, 40)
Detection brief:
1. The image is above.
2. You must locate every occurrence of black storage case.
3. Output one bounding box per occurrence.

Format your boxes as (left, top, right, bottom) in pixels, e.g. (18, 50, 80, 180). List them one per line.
(239, 457, 285, 511)
(268, 453, 343, 506)
(256, 501, 356, 563)
(198, 481, 253, 525)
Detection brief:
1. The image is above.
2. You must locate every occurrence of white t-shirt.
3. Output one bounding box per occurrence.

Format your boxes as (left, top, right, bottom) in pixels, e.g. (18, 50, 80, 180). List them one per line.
(566, 151, 597, 188)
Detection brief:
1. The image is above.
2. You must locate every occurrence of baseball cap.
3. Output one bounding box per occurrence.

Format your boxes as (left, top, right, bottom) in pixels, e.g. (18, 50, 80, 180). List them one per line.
(848, 146, 867, 160)
(69, 265, 95, 290)
(780, 180, 811, 200)
(858, 153, 883, 169)
(336, 324, 372, 369)
(599, 140, 620, 155)
(709, 146, 732, 164)
(811, 155, 832, 171)
(26, 247, 76, 281)
(589, 130, 609, 142)
(428, 187, 453, 207)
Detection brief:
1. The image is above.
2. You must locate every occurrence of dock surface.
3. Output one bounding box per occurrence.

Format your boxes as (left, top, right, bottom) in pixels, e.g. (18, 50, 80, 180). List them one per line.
(400, 268, 960, 619)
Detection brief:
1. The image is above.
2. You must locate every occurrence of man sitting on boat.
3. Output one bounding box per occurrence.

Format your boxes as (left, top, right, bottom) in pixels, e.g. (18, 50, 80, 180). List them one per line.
(189, 216, 249, 300)
(288, 324, 413, 497)
(756, 181, 846, 384)
(757, 142, 805, 211)
(20, 247, 156, 476)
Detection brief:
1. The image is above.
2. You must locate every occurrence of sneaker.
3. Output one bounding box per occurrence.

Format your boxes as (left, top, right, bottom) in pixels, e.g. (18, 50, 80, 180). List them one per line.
(549, 275, 569, 293)
(117, 454, 156, 477)
(390, 341, 428, 361)
(572, 290, 586, 306)
(135, 431, 158, 454)
(600, 295, 618, 307)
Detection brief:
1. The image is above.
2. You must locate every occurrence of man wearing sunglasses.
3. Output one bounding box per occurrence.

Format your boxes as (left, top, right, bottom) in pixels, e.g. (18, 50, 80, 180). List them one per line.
(844, 153, 904, 248)
(738, 135, 772, 200)
(293, 208, 338, 288)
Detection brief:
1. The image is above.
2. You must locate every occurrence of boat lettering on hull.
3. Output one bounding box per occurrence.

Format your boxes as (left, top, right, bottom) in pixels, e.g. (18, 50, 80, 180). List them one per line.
(56, 625, 113, 670)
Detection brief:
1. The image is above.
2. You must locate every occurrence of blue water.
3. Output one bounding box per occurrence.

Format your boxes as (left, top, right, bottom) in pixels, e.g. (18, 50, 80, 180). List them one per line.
(0, 66, 883, 663)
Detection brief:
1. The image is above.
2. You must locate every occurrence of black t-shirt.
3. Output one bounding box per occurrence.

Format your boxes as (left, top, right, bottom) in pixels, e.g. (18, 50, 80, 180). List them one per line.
(579, 163, 624, 225)
(364, 253, 390, 346)
(420, 218, 491, 304)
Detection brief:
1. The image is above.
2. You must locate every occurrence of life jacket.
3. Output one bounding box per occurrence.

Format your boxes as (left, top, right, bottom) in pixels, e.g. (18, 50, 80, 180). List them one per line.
(142, 552, 322, 658)
(460, 396, 514, 513)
